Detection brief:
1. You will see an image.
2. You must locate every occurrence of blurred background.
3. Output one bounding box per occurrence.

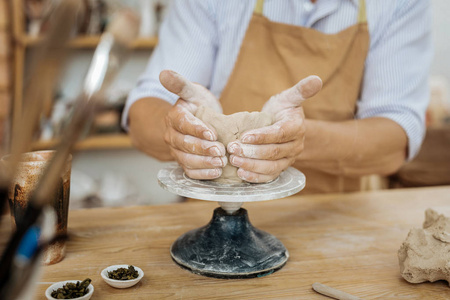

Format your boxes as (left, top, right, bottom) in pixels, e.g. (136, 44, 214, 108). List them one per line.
(0, 0, 449, 209)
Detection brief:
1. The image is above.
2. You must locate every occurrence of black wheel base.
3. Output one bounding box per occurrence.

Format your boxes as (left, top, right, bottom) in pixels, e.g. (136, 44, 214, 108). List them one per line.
(170, 207, 289, 279)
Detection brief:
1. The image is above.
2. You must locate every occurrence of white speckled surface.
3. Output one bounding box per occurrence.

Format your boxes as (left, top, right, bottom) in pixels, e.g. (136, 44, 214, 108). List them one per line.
(157, 164, 305, 202)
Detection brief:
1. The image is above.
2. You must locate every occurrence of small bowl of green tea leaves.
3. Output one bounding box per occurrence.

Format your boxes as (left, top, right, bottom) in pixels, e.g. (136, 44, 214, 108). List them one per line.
(45, 278, 93, 300)
(101, 265, 144, 288)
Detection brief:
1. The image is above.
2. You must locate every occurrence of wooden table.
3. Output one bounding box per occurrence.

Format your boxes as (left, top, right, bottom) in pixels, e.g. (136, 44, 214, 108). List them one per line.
(2, 186, 450, 299)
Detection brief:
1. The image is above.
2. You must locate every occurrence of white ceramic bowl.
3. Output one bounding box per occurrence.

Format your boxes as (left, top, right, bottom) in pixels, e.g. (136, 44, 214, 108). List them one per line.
(45, 280, 94, 300)
(101, 265, 144, 288)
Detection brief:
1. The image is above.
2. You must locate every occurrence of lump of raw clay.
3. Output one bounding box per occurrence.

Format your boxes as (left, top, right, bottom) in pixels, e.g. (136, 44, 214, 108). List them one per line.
(195, 106, 273, 183)
(398, 208, 450, 285)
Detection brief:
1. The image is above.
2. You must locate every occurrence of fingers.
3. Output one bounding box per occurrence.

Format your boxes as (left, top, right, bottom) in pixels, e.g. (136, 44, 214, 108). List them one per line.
(159, 70, 222, 113)
(165, 101, 227, 180)
(171, 149, 227, 169)
(170, 148, 226, 180)
(241, 108, 305, 145)
(227, 139, 303, 160)
(184, 168, 222, 180)
(236, 169, 278, 183)
(226, 117, 305, 183)
(166, 101, 217, 141)
(165, 126, 226, 156)
(228, 147, 298, 183)
(241, 120, 304, 145)
(294, 75, 323, 101)
(262, 75, 322, 112)
(230, 155, 293, 177)
(279, 75, 322, 107)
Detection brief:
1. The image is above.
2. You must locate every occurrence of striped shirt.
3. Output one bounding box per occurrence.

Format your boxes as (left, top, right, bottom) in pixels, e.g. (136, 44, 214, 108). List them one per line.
(123, 0, 433, 160)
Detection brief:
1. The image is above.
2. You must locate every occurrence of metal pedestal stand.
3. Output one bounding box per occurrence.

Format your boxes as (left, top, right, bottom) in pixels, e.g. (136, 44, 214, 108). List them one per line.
(157, 165, 305, 279)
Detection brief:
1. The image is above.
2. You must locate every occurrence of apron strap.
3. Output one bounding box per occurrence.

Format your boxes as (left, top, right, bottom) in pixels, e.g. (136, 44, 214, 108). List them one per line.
(358, 0, 367, 23)
(254, 0, 264, 15)
(255, 0, 367, 23)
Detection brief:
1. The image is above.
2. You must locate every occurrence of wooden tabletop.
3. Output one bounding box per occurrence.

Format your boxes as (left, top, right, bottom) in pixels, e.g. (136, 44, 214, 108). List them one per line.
(2, 186, 450, 299)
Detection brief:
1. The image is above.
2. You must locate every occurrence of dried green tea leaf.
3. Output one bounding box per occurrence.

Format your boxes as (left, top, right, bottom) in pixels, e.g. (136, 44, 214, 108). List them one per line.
(107, 265, 139, 280)
(50, 278, 91, 299)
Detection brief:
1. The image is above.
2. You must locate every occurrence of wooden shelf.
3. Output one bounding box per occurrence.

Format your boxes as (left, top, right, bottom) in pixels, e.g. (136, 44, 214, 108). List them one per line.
(31, 134, 133, 151)
(17, 35, 158, 49)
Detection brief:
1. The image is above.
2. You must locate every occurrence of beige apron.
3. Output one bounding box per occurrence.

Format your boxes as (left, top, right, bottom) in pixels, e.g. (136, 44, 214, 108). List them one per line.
(218, 0, 370, 194)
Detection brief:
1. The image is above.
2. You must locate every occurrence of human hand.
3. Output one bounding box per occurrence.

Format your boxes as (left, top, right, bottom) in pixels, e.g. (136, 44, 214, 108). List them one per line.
(227, 75, 323, 183)
(159, 70, 227, 179)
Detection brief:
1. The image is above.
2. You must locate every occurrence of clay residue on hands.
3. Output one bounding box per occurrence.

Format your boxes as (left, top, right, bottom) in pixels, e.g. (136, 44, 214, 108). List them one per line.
(398, 208, 450, 285)
(195, 106, 272, 183)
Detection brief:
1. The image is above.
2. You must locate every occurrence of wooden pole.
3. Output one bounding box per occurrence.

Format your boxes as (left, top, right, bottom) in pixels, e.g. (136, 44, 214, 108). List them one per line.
(11, 0, 25, 150)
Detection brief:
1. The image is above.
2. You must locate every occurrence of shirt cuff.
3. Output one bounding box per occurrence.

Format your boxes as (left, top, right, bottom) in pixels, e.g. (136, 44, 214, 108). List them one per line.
(357, 109, 425, 161)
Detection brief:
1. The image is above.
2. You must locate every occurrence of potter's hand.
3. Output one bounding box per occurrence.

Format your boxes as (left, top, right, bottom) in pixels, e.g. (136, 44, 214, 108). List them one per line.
(228, 75, 322, 183)
(159, 70, 227, 179)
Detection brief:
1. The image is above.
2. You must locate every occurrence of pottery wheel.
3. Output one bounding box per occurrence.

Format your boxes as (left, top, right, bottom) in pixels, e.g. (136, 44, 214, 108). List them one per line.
(157, 164, 306, 279)
(157, 164, 305, 202)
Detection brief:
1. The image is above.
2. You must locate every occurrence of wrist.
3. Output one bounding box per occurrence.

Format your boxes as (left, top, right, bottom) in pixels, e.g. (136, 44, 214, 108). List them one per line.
(297, 119, 319, 161)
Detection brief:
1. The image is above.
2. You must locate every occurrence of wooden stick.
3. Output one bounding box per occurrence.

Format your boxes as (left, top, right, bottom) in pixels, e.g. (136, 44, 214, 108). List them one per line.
(312, 282, 363, 300)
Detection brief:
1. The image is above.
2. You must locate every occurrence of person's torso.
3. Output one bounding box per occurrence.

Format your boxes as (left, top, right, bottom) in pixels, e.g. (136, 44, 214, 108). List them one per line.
(207, 0, 395, 100)
(215, 0, 370, 193)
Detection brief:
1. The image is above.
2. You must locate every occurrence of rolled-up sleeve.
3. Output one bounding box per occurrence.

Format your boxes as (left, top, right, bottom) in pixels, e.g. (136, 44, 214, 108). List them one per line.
(357, 0, 433, 160)
(121, 0, 217, 130)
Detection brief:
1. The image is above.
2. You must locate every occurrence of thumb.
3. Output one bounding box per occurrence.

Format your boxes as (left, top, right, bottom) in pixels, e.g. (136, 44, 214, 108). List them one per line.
(263, 75, 323, 111)
(159, 70, 222, 113)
